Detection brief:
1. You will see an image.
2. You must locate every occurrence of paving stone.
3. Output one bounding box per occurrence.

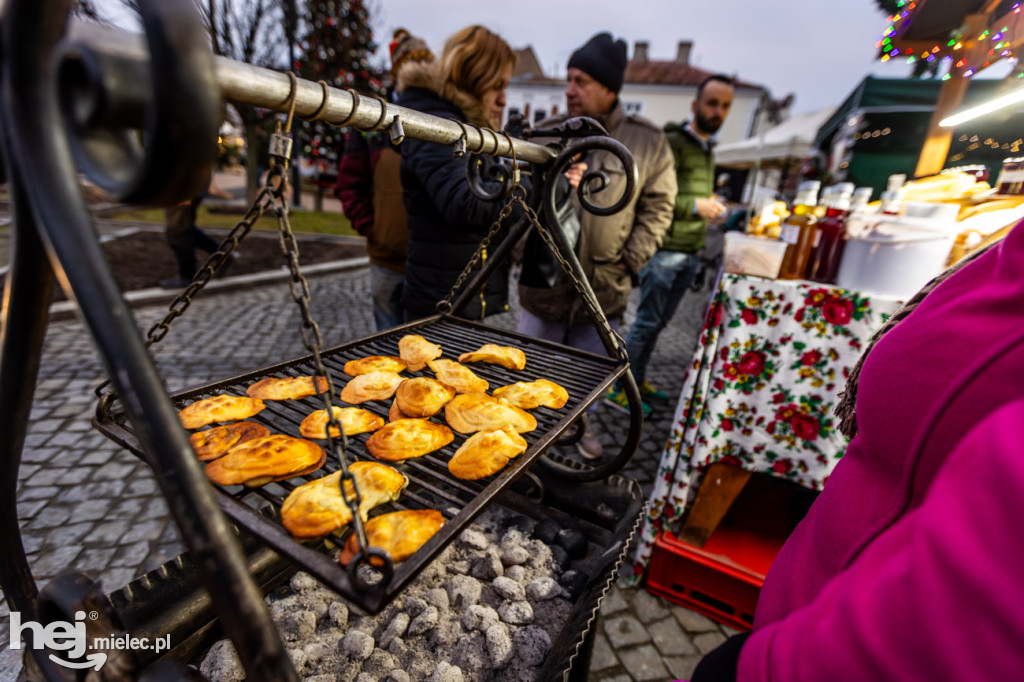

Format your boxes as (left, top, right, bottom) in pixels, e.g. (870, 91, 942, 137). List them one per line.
(120, 520, 167, 544)
(15, 499, 48, 520)
(602, 614, 651, 649)
(91, 520, 131, 544)
(30, 504, 73, 527)
(102, 567, 138, 591)
(599, 587, 629, 616)
(48, 431, 88, 447)
(595, 676, 632, 682)
(31, 545, 83, 577)
(665, 654, 702, 681)
(45, 522, 95, 549)
(671, 604, 721, 633)
(72, 499, 114, 522)
(91, 461, 137, 482)
(77, 547, 118, 574)
(58, 466, 96, 485)
(693, 630, 728, 655)
(648, 616, 698, 657)
(588, 631, 618, 672)
(630, 587, 671, 624)
(111, 541, 151, 568)
(615, 644, 670, 681)
(79, 450, 116, 467)
(20, 468, 65, 487)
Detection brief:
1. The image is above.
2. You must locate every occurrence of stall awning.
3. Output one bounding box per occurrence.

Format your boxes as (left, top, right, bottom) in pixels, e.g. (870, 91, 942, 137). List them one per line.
(715, 108, 835, 168)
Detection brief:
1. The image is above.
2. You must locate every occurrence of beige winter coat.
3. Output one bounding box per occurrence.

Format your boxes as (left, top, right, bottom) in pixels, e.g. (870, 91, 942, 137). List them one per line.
(518, 102, 676, 324)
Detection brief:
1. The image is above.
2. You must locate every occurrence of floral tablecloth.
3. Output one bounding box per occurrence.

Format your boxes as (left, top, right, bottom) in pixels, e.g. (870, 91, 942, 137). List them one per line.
(629, 273, 903, 582)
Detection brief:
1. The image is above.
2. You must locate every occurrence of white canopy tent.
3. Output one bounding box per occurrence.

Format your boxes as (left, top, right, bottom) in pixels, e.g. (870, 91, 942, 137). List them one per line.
(715, 107, 835, 168)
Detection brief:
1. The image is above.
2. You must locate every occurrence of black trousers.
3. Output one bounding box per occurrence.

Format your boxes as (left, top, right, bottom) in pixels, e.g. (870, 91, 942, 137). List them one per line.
(164, 199, 219, 279)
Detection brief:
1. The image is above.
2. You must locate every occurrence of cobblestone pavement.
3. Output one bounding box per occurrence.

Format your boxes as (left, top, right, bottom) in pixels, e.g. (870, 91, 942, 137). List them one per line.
(0, 248, 734, 681)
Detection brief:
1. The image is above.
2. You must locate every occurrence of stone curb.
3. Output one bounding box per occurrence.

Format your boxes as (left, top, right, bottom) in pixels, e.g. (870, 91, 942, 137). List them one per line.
(46, 256, 370, 322)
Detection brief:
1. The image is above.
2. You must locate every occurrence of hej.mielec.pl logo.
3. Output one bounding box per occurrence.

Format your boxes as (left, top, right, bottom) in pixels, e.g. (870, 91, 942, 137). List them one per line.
(9, 610, 171, 670)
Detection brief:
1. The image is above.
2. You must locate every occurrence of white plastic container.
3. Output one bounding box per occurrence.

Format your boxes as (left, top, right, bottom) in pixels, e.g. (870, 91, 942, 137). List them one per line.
(835, 213, 957, 300)
(723, 232, 788, 279)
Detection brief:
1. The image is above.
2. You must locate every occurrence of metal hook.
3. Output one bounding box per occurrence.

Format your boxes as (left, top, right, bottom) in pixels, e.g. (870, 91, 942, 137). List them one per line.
(367, 94, 389, 131)
(299, 80, 330, 122)
(334, 88, 362, 128)
(389, 115, 405, 145)
(454, 121, 469, 157)
(283, 72, 299, 133)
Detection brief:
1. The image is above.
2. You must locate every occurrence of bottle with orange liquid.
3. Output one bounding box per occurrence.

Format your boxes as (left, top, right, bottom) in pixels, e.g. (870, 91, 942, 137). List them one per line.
(777, 180, 820, 280)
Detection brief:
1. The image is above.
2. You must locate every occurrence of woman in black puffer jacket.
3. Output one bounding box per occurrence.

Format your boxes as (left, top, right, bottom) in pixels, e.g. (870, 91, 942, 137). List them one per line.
(396, 25, 518, 321)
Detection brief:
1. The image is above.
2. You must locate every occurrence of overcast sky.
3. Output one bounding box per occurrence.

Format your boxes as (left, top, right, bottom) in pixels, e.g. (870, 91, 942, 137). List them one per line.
(369, 0, 1007, 115)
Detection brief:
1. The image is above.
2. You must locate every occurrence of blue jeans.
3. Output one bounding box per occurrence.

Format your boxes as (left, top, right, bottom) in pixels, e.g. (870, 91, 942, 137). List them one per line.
(370, 265, 405, 331)
(625, 250, 701, 385)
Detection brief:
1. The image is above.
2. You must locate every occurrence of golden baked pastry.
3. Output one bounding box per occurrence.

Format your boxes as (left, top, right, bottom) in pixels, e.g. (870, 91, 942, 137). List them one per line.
(246, 375, 329, 401)
(204, 435, 325, 487)
(299, 406, 385, 439)
(398, 335, 442, 371)
(343, 356, 408, 377)
(189, 421, 271, 462)
(395, 377, 456, 418)
(427, 359, 489, 394)
(448, 426, 528, 480)
(444, 392, 537, 434)
(178, 394, 266, 430)
(458, 344, 527, 370)
(492, 378, 569, 410)
(337, 509, 445, 566)
(389, 399, 412, 422)
(365, 419, 454, 461)
(340, 371, 403, 404)
(280, 461, 408, 538)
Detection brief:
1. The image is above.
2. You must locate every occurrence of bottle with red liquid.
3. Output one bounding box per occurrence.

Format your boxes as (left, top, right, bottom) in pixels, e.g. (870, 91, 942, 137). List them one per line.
(807, 184, 859, 283)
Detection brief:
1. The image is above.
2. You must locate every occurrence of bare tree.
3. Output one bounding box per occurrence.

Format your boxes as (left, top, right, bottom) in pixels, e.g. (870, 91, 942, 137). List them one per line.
(113, 0, 289, 199)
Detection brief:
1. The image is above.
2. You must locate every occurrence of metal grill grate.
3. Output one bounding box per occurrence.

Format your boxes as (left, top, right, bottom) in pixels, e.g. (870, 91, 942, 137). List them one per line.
(95, 315, 633, 614)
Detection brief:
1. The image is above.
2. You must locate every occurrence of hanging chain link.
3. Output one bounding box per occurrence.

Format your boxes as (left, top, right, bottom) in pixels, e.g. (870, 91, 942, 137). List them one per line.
(438, 150, 627, 363)
(436, 187, 515, 316)
(95, 86, 375, 565)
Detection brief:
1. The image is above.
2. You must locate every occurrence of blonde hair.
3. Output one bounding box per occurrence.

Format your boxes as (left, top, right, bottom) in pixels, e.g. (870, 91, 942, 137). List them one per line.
(437, 25, 516, 100)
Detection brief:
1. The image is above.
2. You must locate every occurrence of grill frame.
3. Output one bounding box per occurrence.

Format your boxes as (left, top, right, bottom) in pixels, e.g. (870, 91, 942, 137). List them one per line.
(95, 314, 634, 614)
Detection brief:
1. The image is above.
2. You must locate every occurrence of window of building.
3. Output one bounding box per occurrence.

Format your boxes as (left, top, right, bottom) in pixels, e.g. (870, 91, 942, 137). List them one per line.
(533, 109, 547, 123)
(622, 100, 645, 116)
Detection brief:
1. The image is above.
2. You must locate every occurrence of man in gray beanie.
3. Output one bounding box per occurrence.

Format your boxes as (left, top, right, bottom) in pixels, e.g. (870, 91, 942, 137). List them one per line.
(517, 32, 676, 460)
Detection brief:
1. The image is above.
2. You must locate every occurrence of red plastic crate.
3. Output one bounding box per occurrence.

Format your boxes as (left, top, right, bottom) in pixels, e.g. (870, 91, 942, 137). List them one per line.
(646, 527, 786, 630)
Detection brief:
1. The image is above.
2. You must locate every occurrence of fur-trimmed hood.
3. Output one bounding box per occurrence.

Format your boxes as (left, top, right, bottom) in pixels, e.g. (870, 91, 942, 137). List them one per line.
(398, 60, 493, 128)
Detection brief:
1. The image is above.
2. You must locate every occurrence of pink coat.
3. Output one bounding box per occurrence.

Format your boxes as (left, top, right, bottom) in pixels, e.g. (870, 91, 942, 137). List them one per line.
(740, 219, 1024, 680)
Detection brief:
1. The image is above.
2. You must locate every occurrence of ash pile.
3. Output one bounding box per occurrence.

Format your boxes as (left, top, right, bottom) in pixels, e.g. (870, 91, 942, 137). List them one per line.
(200, 508, 590, 681)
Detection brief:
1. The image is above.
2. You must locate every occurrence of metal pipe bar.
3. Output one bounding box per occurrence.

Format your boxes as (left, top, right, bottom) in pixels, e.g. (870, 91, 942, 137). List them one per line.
(66, 21, 558, 167)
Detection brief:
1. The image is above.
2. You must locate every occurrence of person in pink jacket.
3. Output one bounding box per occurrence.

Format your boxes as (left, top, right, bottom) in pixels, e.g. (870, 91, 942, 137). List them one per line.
(693, 218, 1024, 681)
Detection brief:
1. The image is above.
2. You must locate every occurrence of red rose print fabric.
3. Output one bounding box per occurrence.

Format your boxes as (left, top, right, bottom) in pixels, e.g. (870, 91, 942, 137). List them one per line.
(629, 274, 903, 584)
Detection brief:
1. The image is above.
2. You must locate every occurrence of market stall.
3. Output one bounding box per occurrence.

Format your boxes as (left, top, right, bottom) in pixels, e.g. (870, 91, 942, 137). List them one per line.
(628, 273, 902, 626)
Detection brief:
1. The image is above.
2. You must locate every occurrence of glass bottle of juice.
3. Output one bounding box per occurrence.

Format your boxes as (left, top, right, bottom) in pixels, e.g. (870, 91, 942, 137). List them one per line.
(808, 184, 856, 283)
(777, 180, 820, 280)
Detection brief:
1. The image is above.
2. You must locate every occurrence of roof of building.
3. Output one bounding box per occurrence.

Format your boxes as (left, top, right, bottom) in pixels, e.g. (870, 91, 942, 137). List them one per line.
(511, 41, 767, 92)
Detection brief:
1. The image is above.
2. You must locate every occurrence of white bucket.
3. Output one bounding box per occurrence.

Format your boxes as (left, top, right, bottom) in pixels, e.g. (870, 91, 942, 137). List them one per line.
(835, 214, 956, 300)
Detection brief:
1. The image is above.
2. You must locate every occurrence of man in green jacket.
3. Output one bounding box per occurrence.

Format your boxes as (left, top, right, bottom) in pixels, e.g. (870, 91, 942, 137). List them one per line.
(608, 74, 734, 412)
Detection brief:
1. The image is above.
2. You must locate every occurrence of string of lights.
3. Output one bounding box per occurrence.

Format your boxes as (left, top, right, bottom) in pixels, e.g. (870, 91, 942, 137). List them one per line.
(877, 1, 1023, 80)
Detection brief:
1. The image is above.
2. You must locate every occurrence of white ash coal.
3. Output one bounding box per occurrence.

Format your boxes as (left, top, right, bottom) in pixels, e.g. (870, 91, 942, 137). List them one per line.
(200, 508, 592, 681)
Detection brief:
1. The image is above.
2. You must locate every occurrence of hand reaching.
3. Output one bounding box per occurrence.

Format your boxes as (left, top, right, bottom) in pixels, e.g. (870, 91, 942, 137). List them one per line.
(695, 196, 727, 221)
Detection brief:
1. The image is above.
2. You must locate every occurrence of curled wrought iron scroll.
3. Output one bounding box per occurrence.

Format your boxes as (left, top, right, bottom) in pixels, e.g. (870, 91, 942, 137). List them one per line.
(542, 134, 638, 222)
(56, 0, 220, 206)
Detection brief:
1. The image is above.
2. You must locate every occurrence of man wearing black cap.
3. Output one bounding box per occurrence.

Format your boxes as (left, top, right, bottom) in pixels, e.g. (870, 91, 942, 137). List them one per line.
(517, 32, 676, 460)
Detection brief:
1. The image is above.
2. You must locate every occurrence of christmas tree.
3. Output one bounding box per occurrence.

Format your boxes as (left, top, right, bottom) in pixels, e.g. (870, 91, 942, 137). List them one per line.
(295, 0, 384, 167)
